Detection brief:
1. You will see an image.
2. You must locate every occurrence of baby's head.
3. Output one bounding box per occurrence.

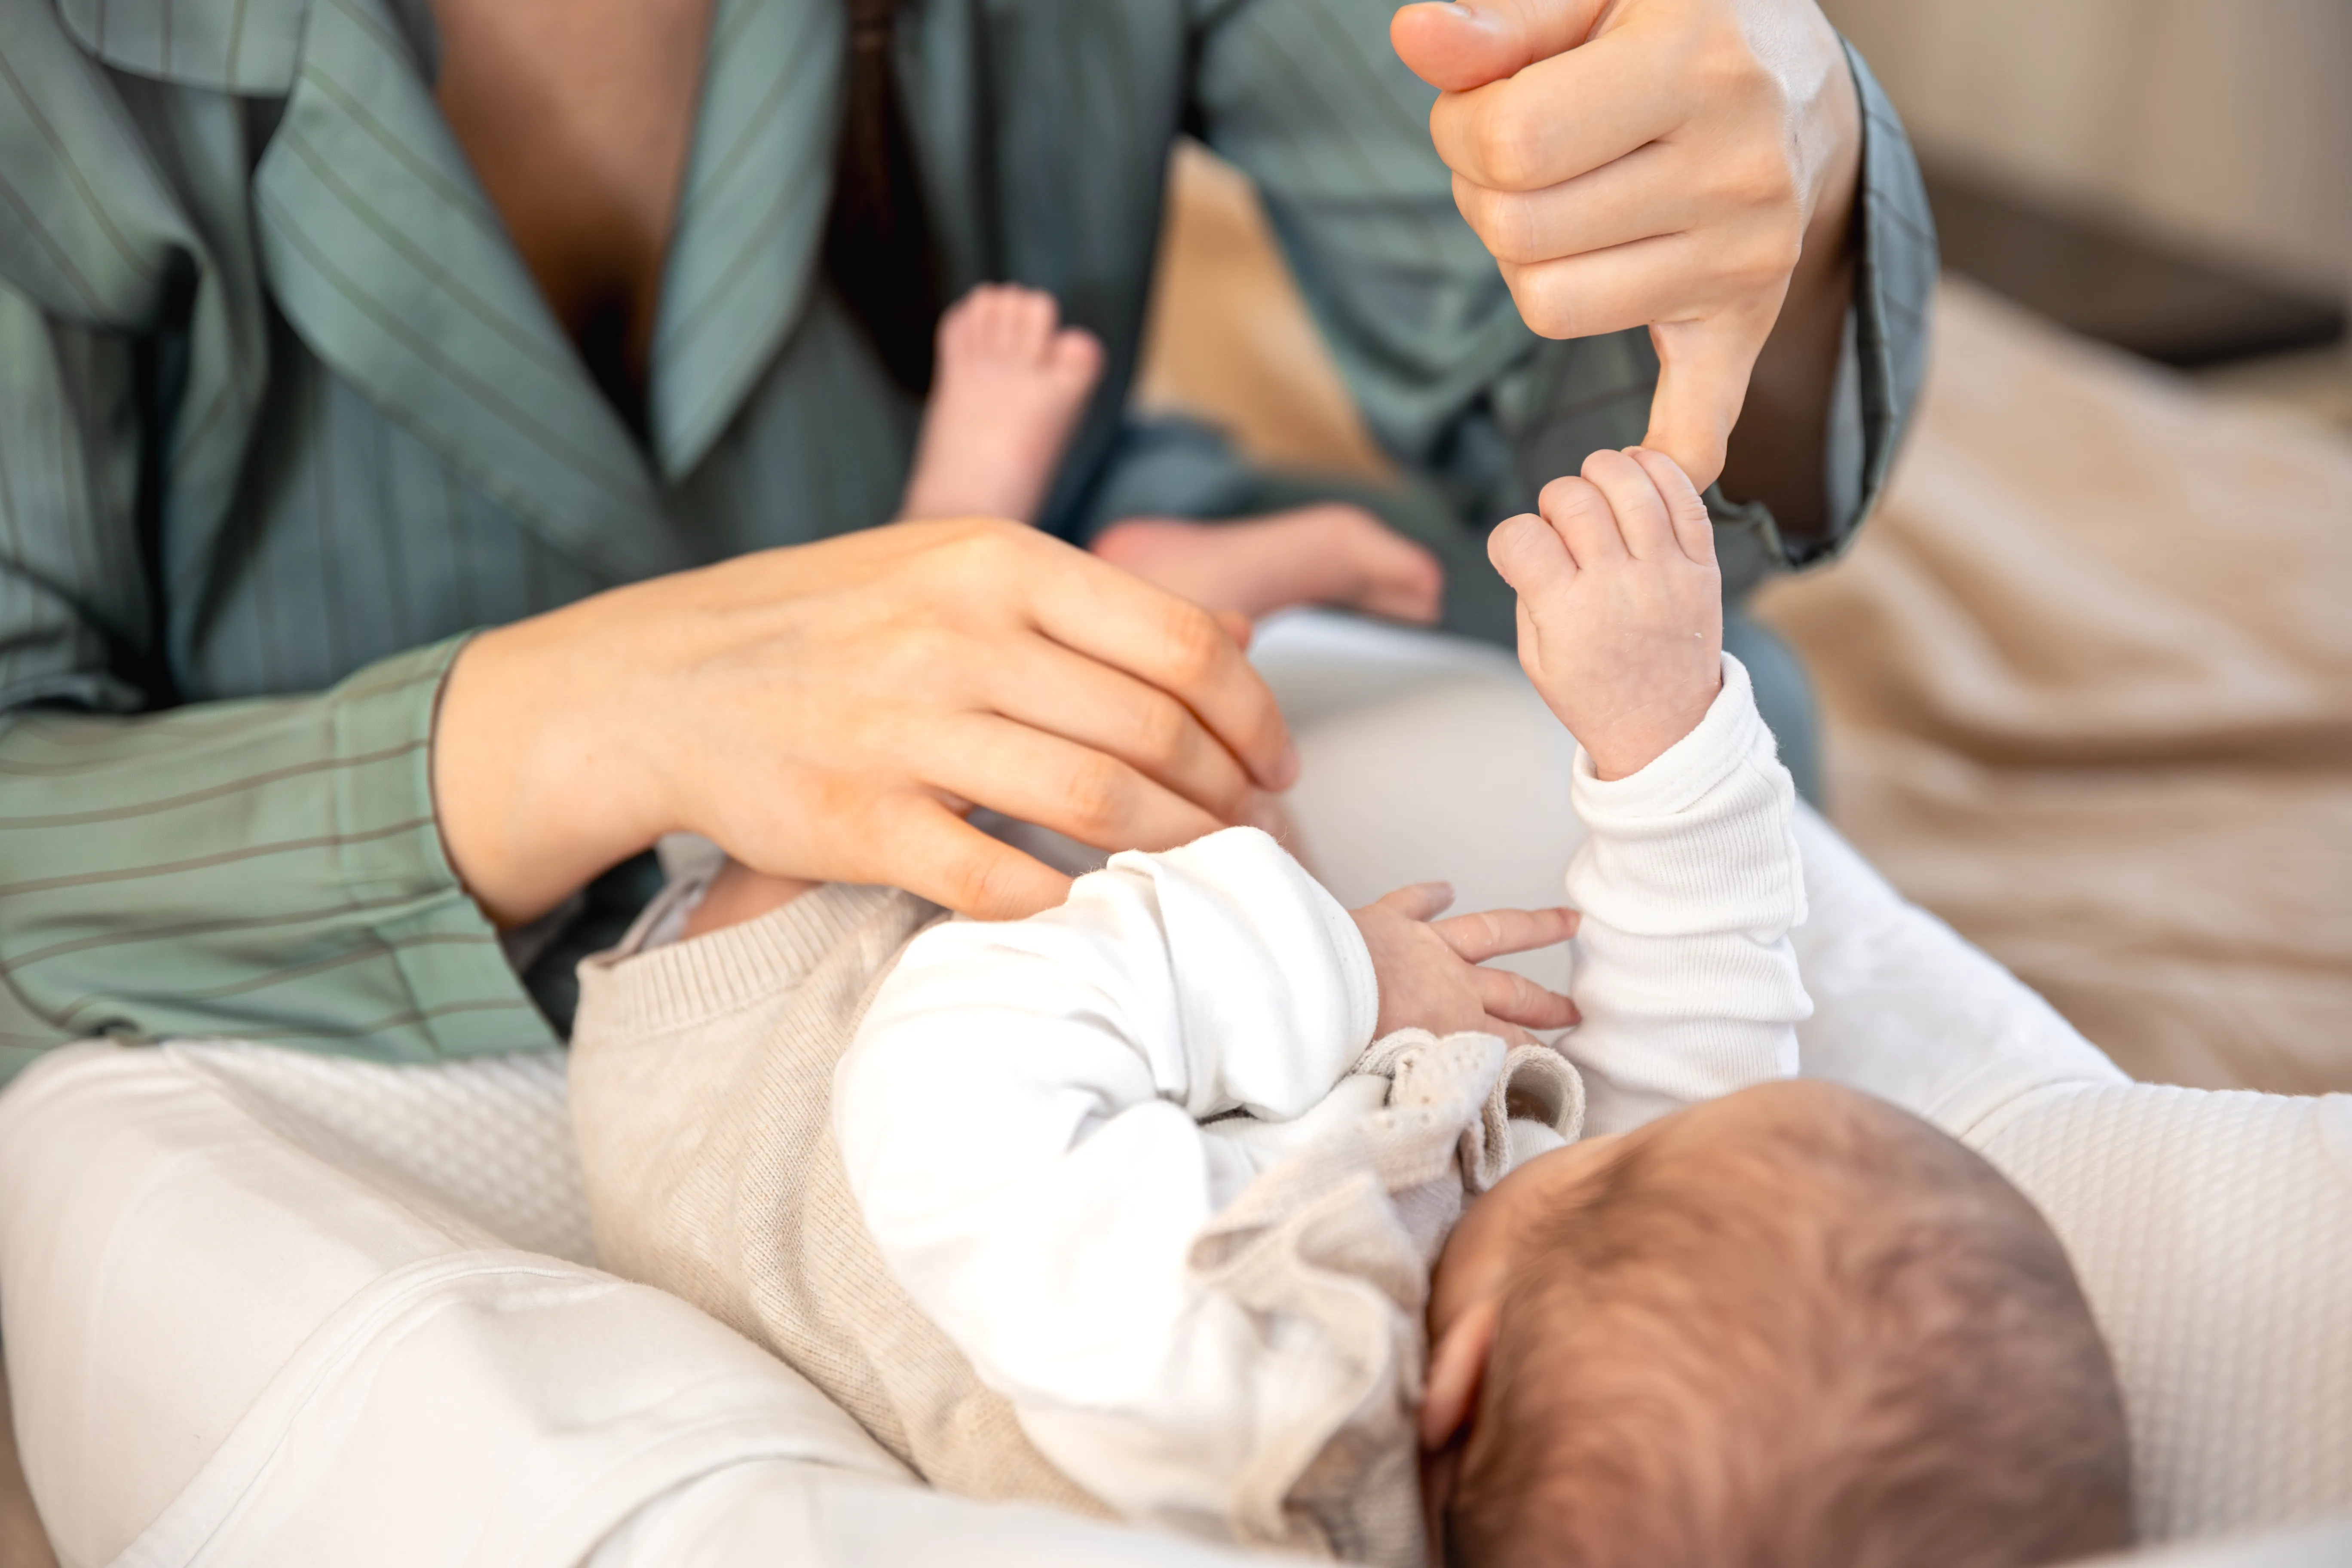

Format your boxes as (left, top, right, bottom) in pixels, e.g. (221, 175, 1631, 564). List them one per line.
(1423, 1080, 2131, 1568)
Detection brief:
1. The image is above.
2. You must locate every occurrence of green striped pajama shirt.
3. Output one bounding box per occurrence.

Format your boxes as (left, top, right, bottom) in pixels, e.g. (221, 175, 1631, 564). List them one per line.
(0, 0, 1937, 1081)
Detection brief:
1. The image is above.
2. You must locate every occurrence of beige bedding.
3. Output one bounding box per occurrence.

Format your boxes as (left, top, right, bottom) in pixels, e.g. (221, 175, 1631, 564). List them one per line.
(1141, 150, 2352, 1096)
(1751, 283, 2352, 1094)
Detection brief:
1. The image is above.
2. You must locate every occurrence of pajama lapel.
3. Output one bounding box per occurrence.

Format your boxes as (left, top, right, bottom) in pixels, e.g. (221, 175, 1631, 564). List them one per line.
(53, 0, 311, 94)
(250, 0, 687, 583)
(646, 0, 843, 483)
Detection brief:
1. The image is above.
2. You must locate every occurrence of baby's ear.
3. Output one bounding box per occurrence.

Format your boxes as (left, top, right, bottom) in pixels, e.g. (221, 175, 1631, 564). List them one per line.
(1421, 1297, 1501, 1450)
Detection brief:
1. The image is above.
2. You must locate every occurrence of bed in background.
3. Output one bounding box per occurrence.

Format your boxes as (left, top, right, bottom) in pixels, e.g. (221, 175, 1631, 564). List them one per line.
(1751, 282, 2352, 1094)
(1138, 145, 2352, 1096)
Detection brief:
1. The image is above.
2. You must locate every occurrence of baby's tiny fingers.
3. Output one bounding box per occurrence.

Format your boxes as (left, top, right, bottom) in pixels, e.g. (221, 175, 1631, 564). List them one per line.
(1537, 475, 1627, 568)
(1488, 511, 1574, 600)
(1582, 447, 1678, 561)
(1476, 966, 1580, 1030)
(1369, 881, 1455, 922)
(1431, 905, 1580, 963)
(1626, 447, 1715, 565)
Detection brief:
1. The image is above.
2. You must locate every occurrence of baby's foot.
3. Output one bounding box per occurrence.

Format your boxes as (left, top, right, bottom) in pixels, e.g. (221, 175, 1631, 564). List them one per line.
(899, 285, 1104, 524)
(1090, 505, 1445, 625)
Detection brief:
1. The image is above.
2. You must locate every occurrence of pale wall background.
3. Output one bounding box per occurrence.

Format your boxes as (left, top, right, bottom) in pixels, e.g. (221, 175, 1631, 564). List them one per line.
(1825, 0, 2352, 299)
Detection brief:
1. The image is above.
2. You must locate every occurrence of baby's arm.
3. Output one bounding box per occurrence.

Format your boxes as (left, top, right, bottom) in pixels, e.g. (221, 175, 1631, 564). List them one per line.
(836, 827, 1572, 1537)
(837, 828, 1373, 1531)
(1490, 448, 1811, 1134)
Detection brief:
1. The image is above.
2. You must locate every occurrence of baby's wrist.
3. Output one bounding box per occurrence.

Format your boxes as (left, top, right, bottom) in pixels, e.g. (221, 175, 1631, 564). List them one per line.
(1578, 680, 1723, 782)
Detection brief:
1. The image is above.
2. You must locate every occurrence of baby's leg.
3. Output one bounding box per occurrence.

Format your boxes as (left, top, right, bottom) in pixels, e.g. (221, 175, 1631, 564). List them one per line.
(898, 286, 1102, 524)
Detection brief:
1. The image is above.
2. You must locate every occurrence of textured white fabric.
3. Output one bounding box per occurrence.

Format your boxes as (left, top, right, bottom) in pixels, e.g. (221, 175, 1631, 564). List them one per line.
(0, 612, 2345, 1568)
(1565, 653, 1810, 1133)
(0, 1043, 919, 1568)
(170, 1042, 595, 1265)
(1982, 1088, 2352, 1543)
(2080, 1516, 2352, 1568)
(1777, 806, 2352, 1543)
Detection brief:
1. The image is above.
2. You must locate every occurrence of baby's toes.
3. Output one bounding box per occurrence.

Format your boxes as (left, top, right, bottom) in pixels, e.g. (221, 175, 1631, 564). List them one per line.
(1001, 288, 1061, 360)
(1046, 326, 1104, 395)
(934, 289, 990, 360)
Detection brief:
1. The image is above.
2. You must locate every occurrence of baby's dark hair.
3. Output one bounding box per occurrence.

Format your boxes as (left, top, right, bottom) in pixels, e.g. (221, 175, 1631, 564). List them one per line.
(1445, 1081, 2132, 1568)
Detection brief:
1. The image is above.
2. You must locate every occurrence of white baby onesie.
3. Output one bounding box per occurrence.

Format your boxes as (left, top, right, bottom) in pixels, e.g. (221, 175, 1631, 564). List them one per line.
(835, 651, 1812, 1559)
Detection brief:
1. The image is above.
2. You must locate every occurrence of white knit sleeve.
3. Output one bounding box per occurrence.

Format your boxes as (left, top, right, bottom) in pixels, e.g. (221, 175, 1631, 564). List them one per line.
(1564, 653, 1812, 1135)
(834, 826, 1379, 1534)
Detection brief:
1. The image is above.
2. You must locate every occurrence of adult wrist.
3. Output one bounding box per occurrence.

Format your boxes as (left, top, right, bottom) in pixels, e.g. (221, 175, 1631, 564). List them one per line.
(431, 594, 672, 928)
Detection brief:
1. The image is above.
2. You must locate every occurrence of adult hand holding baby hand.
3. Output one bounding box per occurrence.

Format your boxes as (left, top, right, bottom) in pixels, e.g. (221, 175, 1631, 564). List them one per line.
(1490, 447, 1722, 779)
(1352, 883, 1581, 1044)
(1391, 0, 1862, 493)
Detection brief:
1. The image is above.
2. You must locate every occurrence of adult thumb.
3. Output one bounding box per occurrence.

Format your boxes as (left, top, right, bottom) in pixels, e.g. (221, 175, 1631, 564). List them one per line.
(1390, 0, 1606, 94)
(1641, 304, 1779, 496)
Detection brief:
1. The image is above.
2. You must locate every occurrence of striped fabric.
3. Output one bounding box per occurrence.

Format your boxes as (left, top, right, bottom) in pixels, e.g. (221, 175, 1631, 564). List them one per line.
(0, 0, 1936, 1080)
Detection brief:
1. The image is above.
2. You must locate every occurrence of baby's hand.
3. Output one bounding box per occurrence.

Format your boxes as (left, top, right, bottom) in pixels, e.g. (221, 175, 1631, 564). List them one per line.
(1488, 448, 1723, 780)
(1351, 885, 1580, 1044)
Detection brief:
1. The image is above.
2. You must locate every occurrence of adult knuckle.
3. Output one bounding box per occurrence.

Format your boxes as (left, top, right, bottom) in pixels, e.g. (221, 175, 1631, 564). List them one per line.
(1718, 143, 1793, 210)
(1060, 755, 1131, 834)
(1497, 199, 1550, 267)
(1470, 100, 1543, 190)
(946, 514, 1030, 572)
(1128, 693, 1193, 769)
(1158, 603, 1224, 685)
(945, 852, 1016, 916)
(1505, 267, 1578, 340)
(1691, 28, 1768, 104)
(1745, 228, 1805, 287)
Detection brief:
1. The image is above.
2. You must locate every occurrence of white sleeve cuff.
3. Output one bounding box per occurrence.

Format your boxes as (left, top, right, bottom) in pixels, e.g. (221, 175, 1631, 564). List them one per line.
(1570, 652, 1772, 818)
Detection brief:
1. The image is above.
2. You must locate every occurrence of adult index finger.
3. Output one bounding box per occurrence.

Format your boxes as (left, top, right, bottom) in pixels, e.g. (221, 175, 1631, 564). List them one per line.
(1427, 21, 1685, 194)
(1641, 303, 1782, 496)
(1031, 545, 1300, 793)
(1391, 0, 1609, 95)
(872, 795, 1075, 920)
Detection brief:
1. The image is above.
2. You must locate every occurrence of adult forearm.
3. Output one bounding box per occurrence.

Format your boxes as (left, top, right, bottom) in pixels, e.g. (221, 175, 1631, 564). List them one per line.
(0, 640, 548, 1081)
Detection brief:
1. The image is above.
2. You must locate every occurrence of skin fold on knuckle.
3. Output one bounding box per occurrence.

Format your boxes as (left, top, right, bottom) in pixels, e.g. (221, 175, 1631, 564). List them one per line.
(1468, 86, 1550, 195)
(1458, 179, 1548, 267)
(1155, 600, 1228, 692)
(1538, 474, 1608, 524)
(1057, 753, 1139, 841)
(1115, 687, 1196, 778)
(1502, 262, 1588, 340)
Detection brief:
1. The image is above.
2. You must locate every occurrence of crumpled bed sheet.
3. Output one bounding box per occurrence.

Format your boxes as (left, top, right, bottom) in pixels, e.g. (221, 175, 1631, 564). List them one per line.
(1753, 281, 2352, 1096)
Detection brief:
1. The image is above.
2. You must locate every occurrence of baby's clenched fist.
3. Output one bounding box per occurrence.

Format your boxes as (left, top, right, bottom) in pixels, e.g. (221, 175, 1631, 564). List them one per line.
(1488, 448, 1723, 780)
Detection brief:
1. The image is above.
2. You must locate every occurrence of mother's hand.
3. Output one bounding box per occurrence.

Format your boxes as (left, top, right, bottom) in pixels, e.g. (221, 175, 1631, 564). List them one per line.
(1391, 0, 1862, 494)
(432, 518, 1298, 925)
